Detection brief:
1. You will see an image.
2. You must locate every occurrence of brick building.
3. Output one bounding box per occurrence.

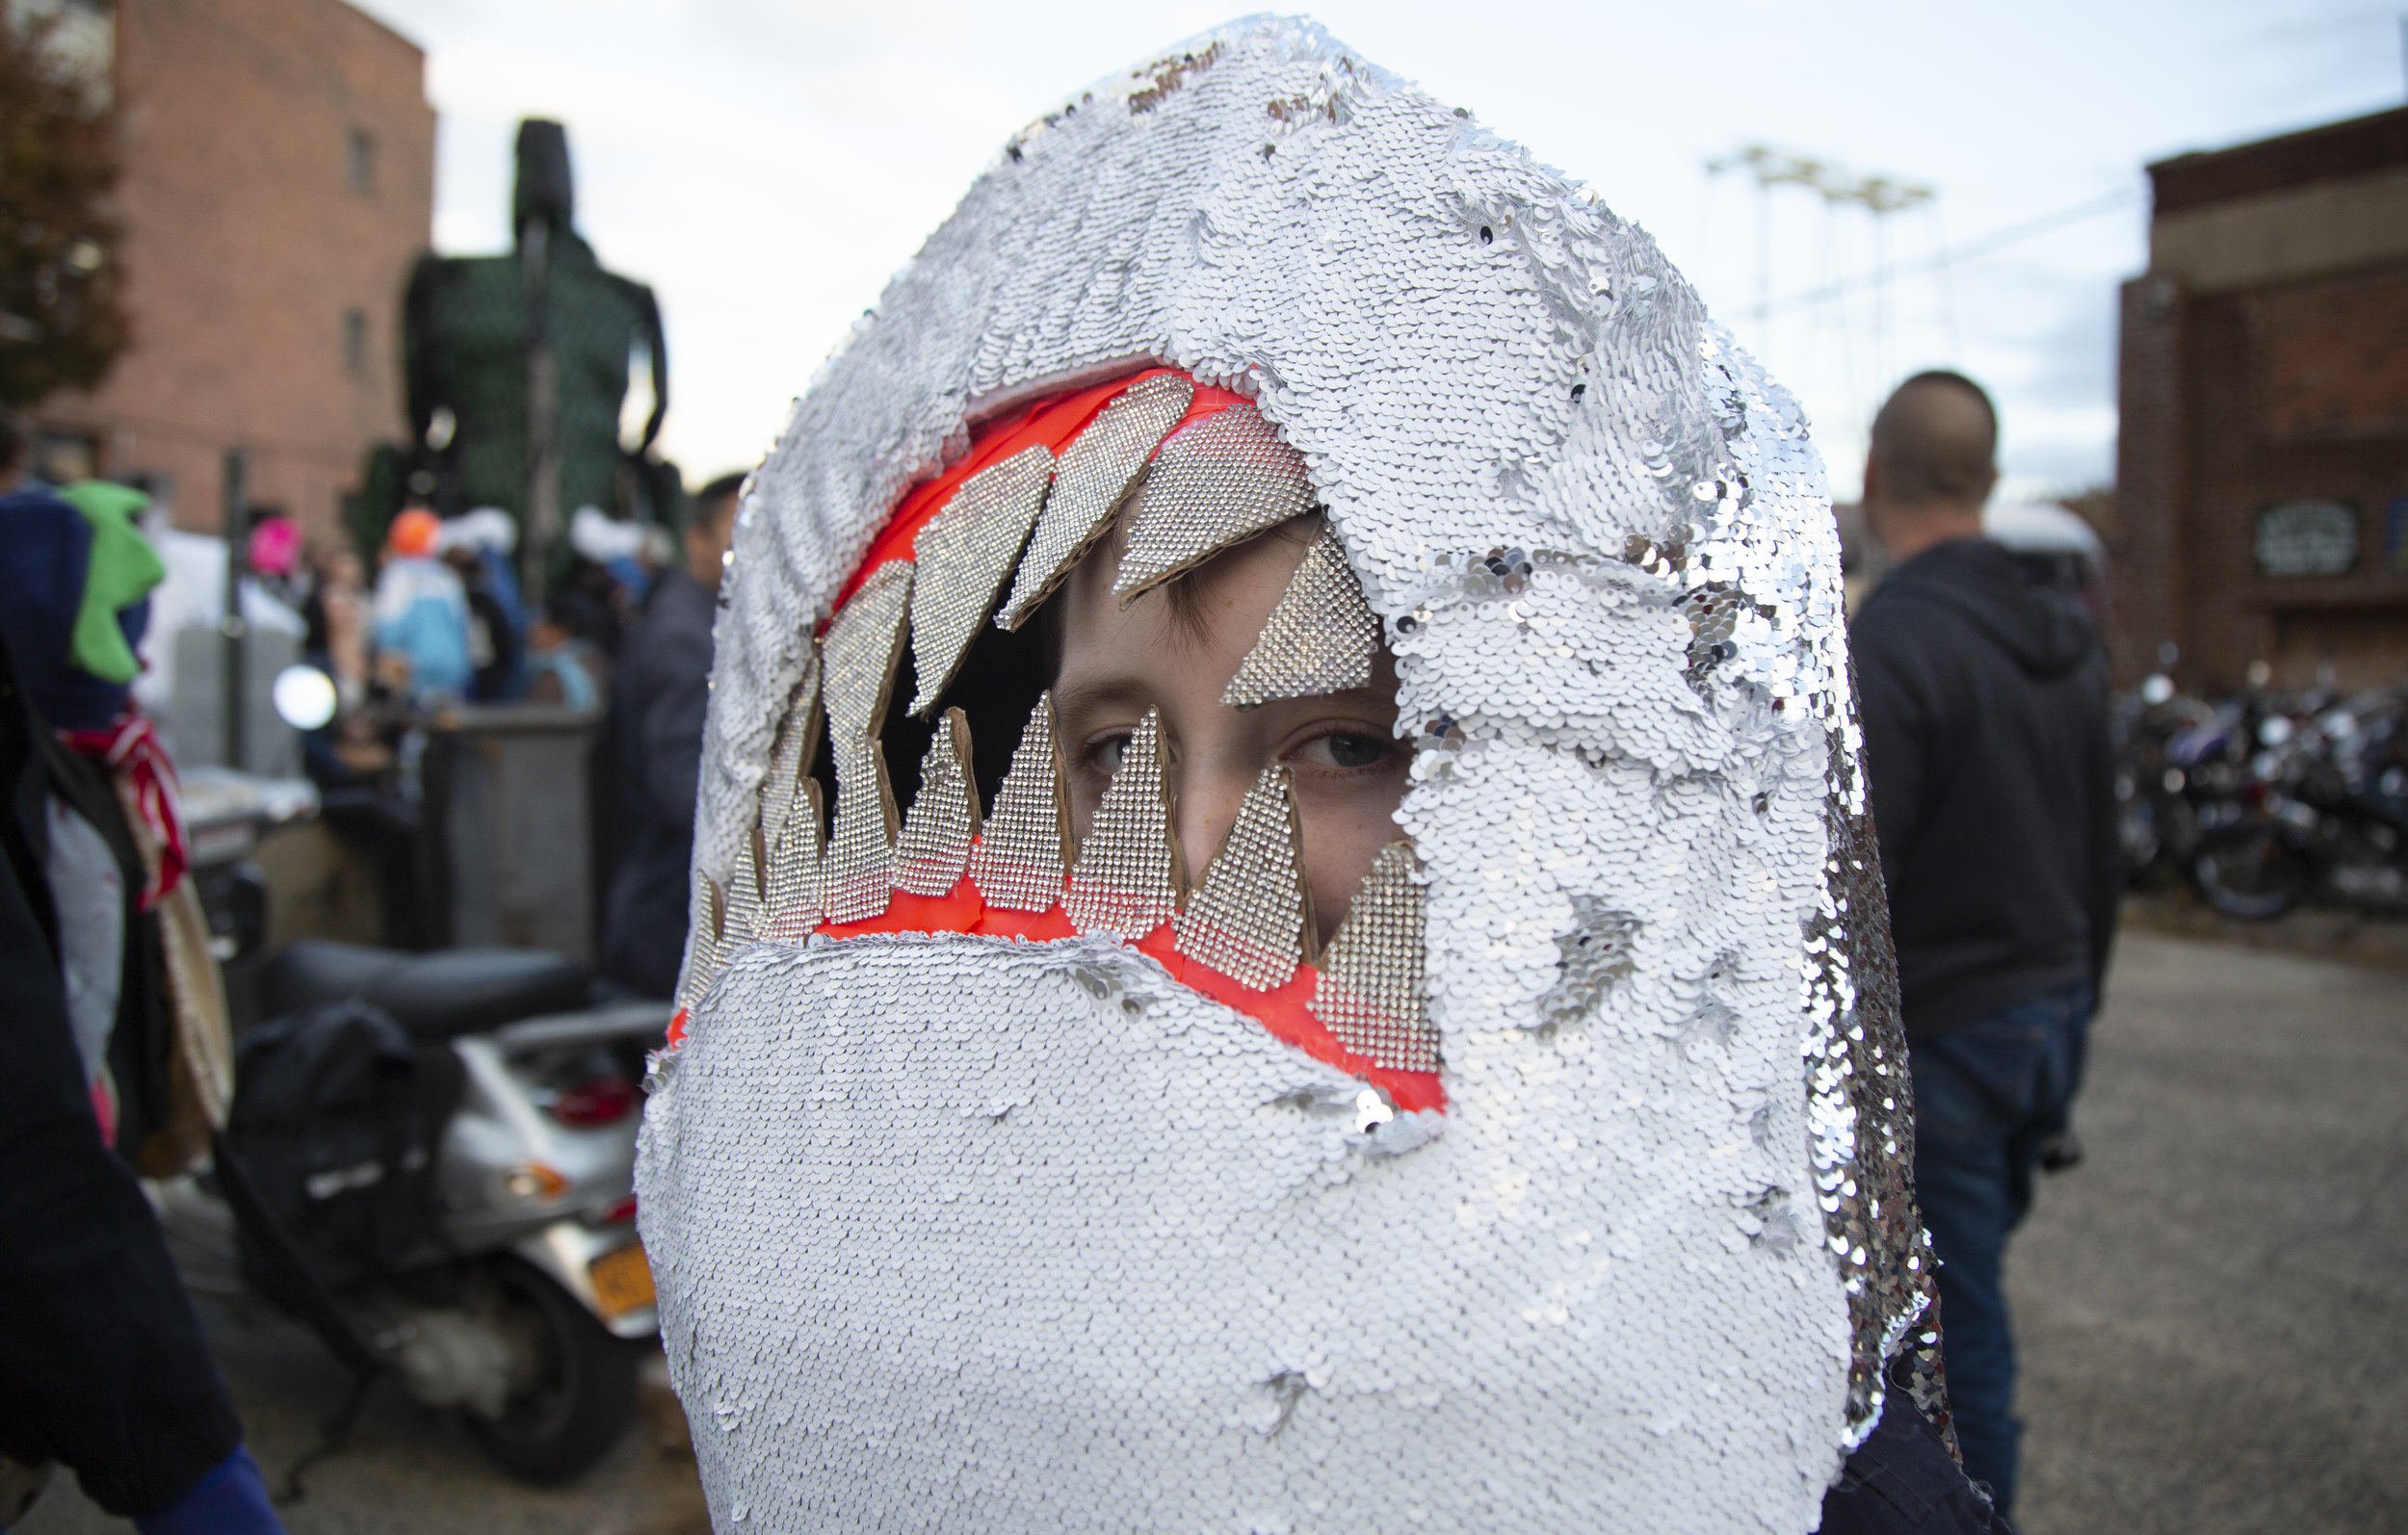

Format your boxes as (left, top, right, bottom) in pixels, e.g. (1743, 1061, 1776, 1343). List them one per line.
(24, 0, 432, 538)
(2116, 107, 2408, 691)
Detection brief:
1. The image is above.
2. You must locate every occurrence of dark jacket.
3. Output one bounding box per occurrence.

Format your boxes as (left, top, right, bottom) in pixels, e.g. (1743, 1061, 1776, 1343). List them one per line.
(600, 567, 716, 999)
(0, 635, 244, 1516)
(1852, 537, 2120, 1040)
(1821, 1394, 2011, 1535)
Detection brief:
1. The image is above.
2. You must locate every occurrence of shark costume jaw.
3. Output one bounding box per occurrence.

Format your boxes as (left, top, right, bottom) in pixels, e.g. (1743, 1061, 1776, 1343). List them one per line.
(641, 16, 1943, 1533)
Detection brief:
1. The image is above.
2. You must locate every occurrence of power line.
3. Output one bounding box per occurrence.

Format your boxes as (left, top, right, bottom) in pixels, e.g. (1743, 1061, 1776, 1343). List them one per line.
(1752, 187, 2142, 320)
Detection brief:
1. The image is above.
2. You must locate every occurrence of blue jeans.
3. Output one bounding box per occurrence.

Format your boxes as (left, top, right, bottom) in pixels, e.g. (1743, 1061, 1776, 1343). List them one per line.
(1910, 980, 2094, 1519)
(133, 1446, 284, 1535)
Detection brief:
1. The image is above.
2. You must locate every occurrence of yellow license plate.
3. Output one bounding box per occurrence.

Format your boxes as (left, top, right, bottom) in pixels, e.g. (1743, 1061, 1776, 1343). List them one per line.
(588, 1242, 657, 1318)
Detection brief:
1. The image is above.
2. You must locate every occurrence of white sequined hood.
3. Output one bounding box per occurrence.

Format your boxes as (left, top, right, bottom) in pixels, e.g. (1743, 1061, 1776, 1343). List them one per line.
(643, 16, 1936, 1533)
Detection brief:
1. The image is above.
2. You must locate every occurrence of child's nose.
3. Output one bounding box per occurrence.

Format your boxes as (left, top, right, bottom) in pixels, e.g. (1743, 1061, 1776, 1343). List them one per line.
(1171, 754, 1255, 896)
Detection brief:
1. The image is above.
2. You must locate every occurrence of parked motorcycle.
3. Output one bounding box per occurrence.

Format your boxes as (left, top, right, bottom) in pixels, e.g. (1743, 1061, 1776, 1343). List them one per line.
(2190, 689, 2408, 920)
(2125, 678, 2408, 921)
(164, 943, 667, 1481)
(166, 743, 667, 1483)
(2113, 673, 2215, 883)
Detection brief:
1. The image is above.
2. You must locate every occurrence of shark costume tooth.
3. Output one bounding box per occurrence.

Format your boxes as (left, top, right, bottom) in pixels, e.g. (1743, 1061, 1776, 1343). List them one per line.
(1222, 523, 1379, 709)
(1062, 706, 1183, 939)
(966, 693, 1072, 913)
(759, 656, 822, 852)
(821, 559, 913, 741)
(1309, 841, 1434, 1073)
(649, 19, 1946, 1533)
(893, 709, 982, 897)
(908, 447, 1053, 716)
(672, 869, 723, 1010)
(1175, 765, 1314, 991)
(997, 372, 1193, 629)
(760, 778, 824, 943)
(1112, 403, 1316, 603)
(821, 729, 900, 924)
(721, 824, 766, 946)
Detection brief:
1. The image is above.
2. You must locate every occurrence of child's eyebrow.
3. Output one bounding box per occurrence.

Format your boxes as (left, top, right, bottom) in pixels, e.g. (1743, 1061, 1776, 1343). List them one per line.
(1254, 686, 1400, 718)
(1052, 675, 1156, 720)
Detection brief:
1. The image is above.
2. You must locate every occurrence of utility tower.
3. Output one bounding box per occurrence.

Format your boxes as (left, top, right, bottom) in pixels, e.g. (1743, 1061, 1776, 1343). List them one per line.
(1704, 144, 1934, 385)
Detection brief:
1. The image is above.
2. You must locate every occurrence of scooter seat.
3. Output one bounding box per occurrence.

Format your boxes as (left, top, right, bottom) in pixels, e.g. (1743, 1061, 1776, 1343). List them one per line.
(262, 940, 594, 1041)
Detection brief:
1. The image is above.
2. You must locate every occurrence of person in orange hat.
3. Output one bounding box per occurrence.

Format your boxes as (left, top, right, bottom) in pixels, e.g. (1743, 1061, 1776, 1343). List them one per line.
(369, 507, 469, 700)
(384, 507, 440, 559)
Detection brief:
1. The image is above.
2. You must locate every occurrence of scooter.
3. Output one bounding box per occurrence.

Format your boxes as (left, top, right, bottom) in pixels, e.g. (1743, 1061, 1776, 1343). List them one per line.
(163, 755, 667, 1482)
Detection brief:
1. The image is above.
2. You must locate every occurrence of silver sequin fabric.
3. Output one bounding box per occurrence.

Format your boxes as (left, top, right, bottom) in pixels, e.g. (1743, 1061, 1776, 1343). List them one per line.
(663, 17, 1933, 1529)
(1063, 707, 1182, 939)
(1309, 841, 1436, 1072)
(1112, 403, 1316, 602)
(821, 559, 913, 741)
(1222, 523, 1378, 708)
(1174, 765, 1310, 991)
(1806, 698, 1944, 1432)
(908, 447, 1053, 715)
(893, 709, 981, 897)
(999, 373, 1192, 629)
(965, 694, 1071, 913)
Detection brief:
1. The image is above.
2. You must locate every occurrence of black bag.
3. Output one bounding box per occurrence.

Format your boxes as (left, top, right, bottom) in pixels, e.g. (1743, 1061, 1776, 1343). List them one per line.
(226, 1002, 464, 1298)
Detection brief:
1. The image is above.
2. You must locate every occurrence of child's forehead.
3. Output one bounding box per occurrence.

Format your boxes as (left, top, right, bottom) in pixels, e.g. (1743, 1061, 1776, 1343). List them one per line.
(1061, 510, 1322, 663)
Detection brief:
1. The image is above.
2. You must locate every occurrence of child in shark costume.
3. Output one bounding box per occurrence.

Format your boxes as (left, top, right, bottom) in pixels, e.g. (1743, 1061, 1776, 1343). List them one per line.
(637, 17, 2003, 1532)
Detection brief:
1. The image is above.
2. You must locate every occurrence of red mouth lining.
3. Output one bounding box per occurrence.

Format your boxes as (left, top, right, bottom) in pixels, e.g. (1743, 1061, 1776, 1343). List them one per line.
(668, 877, 1445, 1115)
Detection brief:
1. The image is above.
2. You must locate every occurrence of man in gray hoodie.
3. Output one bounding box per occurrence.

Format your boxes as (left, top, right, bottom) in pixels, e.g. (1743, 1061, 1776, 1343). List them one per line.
(1852, 372, 2122, 1519)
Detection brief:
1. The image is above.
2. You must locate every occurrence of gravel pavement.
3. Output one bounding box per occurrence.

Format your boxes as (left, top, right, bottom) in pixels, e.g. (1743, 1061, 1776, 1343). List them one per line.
(18, 929, 2404, 1533)
(2007, 929, 2408, 1533)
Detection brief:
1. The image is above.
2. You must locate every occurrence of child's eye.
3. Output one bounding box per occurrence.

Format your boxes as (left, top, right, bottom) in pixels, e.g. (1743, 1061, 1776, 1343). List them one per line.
(1086, 732, 1132, 776)
(1296, 732, 1390, 770)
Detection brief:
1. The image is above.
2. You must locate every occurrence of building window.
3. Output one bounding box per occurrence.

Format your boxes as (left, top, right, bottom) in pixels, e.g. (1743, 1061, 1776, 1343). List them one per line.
(347, 127, 375, 194)
(342, 307, 368, 375)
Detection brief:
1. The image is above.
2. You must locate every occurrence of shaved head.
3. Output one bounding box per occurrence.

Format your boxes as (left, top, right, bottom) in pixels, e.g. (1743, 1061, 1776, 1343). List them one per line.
(1869, 372, 1997, 510)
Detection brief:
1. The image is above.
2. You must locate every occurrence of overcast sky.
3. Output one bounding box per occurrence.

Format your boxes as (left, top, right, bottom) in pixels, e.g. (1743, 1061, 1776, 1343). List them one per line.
(353, 0, 2402, 502)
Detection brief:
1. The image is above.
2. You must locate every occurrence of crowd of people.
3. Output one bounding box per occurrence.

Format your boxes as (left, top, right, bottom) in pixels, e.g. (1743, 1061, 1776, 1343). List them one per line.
(0, 401, 751, 1528)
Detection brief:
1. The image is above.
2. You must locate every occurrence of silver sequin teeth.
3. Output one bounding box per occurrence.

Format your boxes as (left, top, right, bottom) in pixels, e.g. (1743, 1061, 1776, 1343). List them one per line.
(894, 708, 982, 897)
(1309, 842, 1436, 1073)
(1064, 706, 1184, 938)
(760, 655, 823, 856)
(1175, 765, 1314, 991)
(1108, 403, 1320, 606)
(998, 373, 1193, 629)
(908, 447, 1054, 716)
(822, 559, 914, 741)
(967, 693, 1073, 912)
(760, 777, 824, 943)
(1222, 523, 1377, 709)
(822, 729, 900, 924)
(722, 823, 767, 947)
(1112, 403, 1316, 604)
(674, 868, 724, 1010)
